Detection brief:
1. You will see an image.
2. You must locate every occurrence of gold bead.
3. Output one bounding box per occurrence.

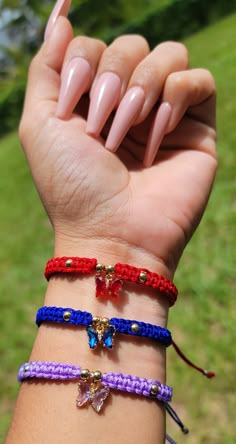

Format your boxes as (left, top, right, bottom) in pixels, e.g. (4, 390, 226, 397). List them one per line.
(65, 259, 73, 267)
(131, 323, 140, 333)
(80, 369, 90, 380)
(63, 310, 71, 322)
(93, 371, 102, 381)
(106, 265, 114, 274)
(92, 316, 101, 325)
(101, 317, 109, 326)
(96, 263, 105, 272)
(150, 384, 159, 396)
(139, 271, 147, 283)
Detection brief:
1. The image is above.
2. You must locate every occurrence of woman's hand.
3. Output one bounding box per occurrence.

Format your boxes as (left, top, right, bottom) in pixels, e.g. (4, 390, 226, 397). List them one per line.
(19, 14, 217, 276)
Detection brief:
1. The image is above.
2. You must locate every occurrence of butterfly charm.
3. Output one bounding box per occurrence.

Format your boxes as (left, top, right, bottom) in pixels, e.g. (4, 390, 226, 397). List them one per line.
(86, 317, 116, 349)
(95, 265, 123, 298)
(76, 380, 110, 413)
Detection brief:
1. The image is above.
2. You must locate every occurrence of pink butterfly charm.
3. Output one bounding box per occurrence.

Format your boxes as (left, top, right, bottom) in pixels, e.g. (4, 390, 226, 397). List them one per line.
(76, 380, 110, 413)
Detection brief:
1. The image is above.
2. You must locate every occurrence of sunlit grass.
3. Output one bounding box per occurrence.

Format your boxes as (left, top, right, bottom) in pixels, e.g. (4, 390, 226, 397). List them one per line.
(167, 13, 236, 443)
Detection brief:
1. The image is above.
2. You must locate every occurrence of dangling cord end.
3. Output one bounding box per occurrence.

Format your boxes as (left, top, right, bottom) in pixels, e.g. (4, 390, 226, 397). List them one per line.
(172, 340, 216, 379)
(203, 369, 216, 379)
(165, 402, 189, 435)
(166, 433, 177, 444)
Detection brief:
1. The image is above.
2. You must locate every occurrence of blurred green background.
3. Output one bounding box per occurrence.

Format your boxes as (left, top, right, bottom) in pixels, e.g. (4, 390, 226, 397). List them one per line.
(0, 1, 236, 442)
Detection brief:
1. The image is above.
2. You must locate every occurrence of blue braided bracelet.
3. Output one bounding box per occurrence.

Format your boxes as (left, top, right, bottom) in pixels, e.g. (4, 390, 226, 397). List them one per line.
(36, 306, 172, 349)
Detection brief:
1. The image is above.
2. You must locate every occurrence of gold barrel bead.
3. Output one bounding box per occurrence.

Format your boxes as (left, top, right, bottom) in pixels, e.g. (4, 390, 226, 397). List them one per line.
(139, 271, 147, 283)
(63, 311, 72, 322)
(65, 259, 73, 267)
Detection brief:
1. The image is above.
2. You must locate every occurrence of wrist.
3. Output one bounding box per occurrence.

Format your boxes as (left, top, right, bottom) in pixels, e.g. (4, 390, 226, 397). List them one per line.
(31, 260, 171, 381)
(54, 232, 174, 279)
(30, 237, 177, 382)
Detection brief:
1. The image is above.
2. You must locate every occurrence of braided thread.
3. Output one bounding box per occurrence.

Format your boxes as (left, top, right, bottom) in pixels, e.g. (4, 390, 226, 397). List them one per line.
(18, 361, 172, 403)
(45, 257, 97, 278)
(36, 306, 93, 327)
(102, 372, 172, 403)
(44, 257, 177, 307)
(35, 306, 172, 347)
(114, 263, 177, 306)
(18, 361, 82, 382)
(110, 317, 172, 346)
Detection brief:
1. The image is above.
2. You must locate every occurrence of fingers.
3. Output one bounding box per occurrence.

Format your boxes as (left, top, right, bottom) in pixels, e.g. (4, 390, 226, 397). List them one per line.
(56, 34, 149, 122)
(26, 11, 215, 170)
(143, 68, 216, 167)
(162, 68, 216, 130)
(86, 35, 149, 136)
(127, 42, 189, 123)
(53, 32, 215, 167)
(56, 36, 107, 119)
(104, 41, 189, 151)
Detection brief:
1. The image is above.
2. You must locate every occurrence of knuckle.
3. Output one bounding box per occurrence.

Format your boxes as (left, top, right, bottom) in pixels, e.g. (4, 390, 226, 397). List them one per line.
(158, 41, 189, 67)
(66, 36, 106, 58)
(113, 34, 149, 52)
(200, 68, 216, 94)
(166, 72, 186, 91)
(101, 48, 131, 68)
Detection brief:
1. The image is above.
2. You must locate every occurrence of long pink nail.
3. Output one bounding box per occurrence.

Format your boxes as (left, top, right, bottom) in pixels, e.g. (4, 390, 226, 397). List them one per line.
(144, 102, 172, 167)
(56, 57, 91, 119)
(105, 86, 145, 152)
(86, 72, 121, 137)
(44, 0, 72, 41)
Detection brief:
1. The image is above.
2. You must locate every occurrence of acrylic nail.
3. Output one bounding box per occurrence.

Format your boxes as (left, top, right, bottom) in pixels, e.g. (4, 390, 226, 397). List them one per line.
(143, 102, 172, 167)
(86, 72, 121, 137)
(105, 86, 145, 152)
(56, 57, 91, 119)
(44, 0, 72, 41)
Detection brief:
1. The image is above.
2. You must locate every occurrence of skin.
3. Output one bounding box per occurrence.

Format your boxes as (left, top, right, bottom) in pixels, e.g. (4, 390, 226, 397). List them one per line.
(6, 14, 217, 444)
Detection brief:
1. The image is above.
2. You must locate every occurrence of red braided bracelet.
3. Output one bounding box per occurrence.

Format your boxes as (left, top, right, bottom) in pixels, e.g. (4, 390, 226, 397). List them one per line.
(45, 257, 178, 306)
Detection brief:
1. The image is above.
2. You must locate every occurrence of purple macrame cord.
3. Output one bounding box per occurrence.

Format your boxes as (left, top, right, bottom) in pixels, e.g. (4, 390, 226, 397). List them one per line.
(18, 361, 172, 403)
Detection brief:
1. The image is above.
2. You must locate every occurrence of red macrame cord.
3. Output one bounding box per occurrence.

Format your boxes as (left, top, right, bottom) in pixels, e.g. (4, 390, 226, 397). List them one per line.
(44, 256, 178, 307)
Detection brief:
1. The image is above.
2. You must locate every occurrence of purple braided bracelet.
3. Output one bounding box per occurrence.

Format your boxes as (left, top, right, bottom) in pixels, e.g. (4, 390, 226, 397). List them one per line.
(18, 361, 172, 403)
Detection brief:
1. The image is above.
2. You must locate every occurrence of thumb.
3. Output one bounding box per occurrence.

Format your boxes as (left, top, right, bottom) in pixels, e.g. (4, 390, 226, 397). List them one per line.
(23, 16, 73, 114)
(44, 0, 72, 41)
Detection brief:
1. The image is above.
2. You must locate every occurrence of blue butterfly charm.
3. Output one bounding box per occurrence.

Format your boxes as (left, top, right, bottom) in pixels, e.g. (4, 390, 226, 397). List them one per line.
(86, 317, 116, 349)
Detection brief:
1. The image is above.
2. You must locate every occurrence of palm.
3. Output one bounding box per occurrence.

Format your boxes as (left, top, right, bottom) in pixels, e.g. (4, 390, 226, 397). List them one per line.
(28, 98, 216, 273)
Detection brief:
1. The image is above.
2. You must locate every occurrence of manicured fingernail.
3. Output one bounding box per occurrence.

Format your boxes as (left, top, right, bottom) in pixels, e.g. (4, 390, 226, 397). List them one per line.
(56, 57, 91, 119)
(144, 102, 172, 167)
(86, 72, 121, 137)
(105, 86, 145, 152)
(44, 0, 71, 41)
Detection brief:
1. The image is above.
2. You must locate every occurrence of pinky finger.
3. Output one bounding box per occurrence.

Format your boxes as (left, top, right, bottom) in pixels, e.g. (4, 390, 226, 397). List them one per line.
(143, 69, 216, 167)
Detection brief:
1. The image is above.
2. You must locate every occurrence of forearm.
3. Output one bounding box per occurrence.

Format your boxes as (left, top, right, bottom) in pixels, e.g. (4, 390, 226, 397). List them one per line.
(6, 240, 170, 444)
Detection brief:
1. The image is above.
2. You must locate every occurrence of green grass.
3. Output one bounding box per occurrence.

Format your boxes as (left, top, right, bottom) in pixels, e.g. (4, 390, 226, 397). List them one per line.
(1, 13, 236, 443)
(167, 13, 236, 443)
(0, 134, 54, 440)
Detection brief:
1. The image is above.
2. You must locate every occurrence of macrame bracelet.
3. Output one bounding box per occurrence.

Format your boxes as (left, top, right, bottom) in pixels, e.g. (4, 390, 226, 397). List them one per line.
(18, 361, 173, 406)
(44, 257, 178, 306)
(36, 306, 172, 349)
